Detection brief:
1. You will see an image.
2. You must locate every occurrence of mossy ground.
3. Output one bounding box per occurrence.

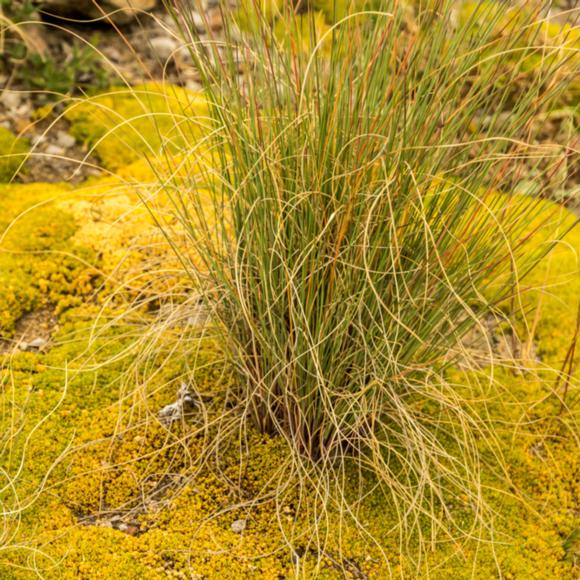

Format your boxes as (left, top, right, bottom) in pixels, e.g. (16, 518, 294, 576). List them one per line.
(0, 127, 30, 182)
(0, 81, 578, 578)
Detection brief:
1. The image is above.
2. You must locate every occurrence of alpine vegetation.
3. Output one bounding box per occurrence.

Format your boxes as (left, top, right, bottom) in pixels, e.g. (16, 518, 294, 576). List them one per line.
(153, 0, 576, 567)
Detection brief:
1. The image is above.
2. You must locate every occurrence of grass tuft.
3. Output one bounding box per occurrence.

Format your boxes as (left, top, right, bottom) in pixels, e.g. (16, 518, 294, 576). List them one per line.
(152, 0, 579, 567)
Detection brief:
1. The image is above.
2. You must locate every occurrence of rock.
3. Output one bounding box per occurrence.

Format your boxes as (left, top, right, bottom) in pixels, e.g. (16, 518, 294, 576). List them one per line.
(102, 46, 122, 63)
(0, 91, 22, 111)
(185, 80, 203, 92)
(158, 383, 196, 424)
(44, 144, 65, 157)
(117, 522, 140, 535)
(42, 0, 157, 25)
(207, 10, 223, 32)
(27, 337, 47, 350)
(55, 130, 76, 149)
(31, 134, 47, 146)
(191, 12, 207, 33)
(230, 519, 246, 534)
(150, 36, 179, 61)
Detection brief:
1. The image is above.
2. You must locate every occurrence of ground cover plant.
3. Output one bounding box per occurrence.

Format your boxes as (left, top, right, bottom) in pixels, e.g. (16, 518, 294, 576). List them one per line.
(0, 0, 578, 577)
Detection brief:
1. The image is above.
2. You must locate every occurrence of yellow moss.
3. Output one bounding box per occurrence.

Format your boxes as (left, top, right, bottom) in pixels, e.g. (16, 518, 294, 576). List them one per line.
(460, 1, 579, 104)
(64, 84, 210, 171)
(274, 12, 332, 56)
(0, 127, 29, 182)
(0, 183, 99, 335)
(312, 0, 379, 23)
(234, 0, 285, 32)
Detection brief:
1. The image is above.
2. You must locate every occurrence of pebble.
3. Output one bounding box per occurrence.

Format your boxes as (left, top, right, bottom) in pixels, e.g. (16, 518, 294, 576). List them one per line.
(117, 522, 140, 536)
(31, 134, 46, 146)
(191, 12, 207, 33)
(0, 91, 22, 110)
(150, 36, 179, 61)
(28, 337, 47, 350)
(45, 144, 65, 157)
(56, 130, 76, 149)
(207, 10, 223, 31)
(15, 103, 31, 118)
(185, 80, 203, 92)
(103, 46, 122, 62)
(230, 519, 246, 534)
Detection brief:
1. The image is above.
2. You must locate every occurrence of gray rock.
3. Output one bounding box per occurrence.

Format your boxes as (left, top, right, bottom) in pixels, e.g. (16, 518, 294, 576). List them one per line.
(191, 12, 207, 33)
(230, 519, 246, 534)
(55, 130, 76, 149)
(28, 337, 47, 350)
(150, 36, 179, 61)
(0, 92, 22, 111)
(158, 383, 196, 424)
(31, 134, 47, 146)
(44, 144, 65, 157)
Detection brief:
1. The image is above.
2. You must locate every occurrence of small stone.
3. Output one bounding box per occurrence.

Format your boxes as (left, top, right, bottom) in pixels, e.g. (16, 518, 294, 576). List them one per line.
(44, 144, 65, 157)
(230, 518, 246, 534)
(18, 341, 29, 351)
(56, 130, 76, 149)
(31, 134, 46, 146)
(103, 46, 122, 62)
(28, 337, 47, 350)
(15, 103, 31, 118)
(150, 36, 179, 61)
(191, 12, 207, 33)
(185, 80, 203, 92)
(118, 522, 140, 535)
(0, 92, 22, 110)
(176, 46, 194, 66)
(158, 383, 196, 424)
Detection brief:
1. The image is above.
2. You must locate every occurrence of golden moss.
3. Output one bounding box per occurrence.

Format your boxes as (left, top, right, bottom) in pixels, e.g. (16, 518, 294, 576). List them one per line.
(274, 12, 331, 56)
(234, 0, 285, 32)
(64, 84, 209, 171)
(0, 183, 99, 336)
(0, 127, 29, 182)
(460, 1, 579, 104)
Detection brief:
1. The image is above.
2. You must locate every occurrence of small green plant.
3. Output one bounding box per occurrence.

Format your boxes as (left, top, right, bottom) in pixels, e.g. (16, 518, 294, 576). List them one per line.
(0, 0, 36, 22)
(0, 7, 111, 100)
(19, 37, 111, 96)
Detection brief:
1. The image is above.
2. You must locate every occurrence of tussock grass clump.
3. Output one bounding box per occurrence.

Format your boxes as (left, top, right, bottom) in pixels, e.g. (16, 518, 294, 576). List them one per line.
(155, 0, 576, 568)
